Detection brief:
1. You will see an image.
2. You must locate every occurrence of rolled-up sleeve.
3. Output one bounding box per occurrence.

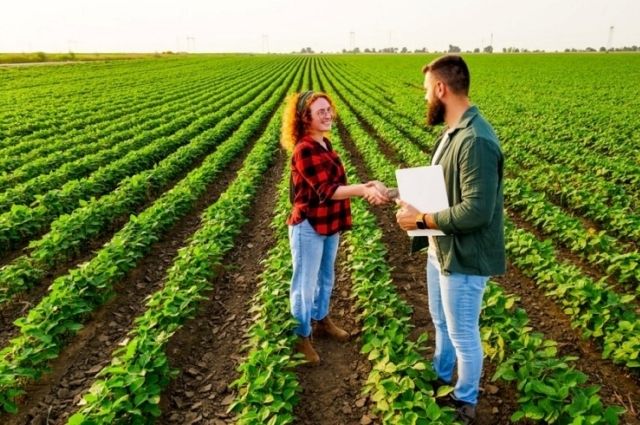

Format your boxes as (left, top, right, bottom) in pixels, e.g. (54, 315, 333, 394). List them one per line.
(293, 145, 340, 203)
(433, 136, 501, 234)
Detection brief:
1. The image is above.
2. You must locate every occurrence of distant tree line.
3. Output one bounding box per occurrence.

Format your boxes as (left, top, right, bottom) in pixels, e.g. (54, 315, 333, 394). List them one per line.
(309, 44, 640, 55)
(339, 44, 494, 54)
(575, 46, 639, 52)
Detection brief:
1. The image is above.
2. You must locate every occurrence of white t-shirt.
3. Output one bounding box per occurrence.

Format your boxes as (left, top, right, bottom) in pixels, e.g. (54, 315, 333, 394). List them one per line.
(428, 131, 452, 255)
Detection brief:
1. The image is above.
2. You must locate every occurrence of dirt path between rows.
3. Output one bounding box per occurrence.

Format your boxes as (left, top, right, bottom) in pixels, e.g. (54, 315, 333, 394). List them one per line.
(156, 149, 284, 424)
(293, 246, 374, 425)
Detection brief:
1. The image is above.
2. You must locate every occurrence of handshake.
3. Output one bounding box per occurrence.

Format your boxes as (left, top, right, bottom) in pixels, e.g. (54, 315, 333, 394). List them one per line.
(363, 181, 398, 206)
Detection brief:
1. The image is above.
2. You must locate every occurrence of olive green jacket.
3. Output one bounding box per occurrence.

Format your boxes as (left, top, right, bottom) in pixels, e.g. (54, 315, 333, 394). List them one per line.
(431, 105, 506, 276)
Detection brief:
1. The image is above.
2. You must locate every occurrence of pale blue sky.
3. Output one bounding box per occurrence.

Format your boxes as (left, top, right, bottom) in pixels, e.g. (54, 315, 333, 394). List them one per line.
(2, 0, 638, 53)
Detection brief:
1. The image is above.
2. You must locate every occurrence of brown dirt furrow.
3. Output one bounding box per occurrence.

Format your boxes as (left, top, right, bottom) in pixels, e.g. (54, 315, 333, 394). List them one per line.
(155, 149, 284, 425)
(0, 138, 258, 425)
(337, 119, 516, 425)
(0, 138, 228, 348)
(494, 263, 640, 424)
(0, 242, 30, 269)
(293, 246, 373, 425)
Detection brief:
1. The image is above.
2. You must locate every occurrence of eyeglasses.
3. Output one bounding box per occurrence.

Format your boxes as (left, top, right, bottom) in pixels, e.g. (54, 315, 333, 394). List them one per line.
(315, 107, 333, 118)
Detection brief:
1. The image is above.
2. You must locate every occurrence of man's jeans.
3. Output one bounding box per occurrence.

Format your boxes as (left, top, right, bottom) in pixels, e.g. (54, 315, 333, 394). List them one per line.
(427, 251, 488, 405)
(289, 219, 340, 337)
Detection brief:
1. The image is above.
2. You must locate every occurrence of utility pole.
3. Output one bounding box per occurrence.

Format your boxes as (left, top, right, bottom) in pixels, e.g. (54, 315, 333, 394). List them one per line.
(349, 31, 355, 51)
(607, 26, 614, 51)
(185, 37, 195, 52)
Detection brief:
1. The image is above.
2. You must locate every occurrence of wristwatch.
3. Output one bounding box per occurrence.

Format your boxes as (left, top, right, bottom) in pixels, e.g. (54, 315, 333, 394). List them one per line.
(415, 213, 427, 229)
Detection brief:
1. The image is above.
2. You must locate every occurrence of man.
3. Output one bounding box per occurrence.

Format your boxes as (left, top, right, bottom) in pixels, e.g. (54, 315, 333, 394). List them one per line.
(395, 55, 505, 424)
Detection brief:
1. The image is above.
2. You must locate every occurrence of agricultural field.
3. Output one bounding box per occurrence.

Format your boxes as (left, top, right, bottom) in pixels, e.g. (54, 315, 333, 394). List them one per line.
(0, 53, 639, 424)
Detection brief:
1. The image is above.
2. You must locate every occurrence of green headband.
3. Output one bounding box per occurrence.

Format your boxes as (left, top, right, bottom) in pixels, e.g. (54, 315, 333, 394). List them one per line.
(296, 90, 314, 115)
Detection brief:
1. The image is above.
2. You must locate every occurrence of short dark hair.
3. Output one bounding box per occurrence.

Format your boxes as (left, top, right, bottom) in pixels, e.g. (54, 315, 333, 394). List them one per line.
(422, 55, 470, 95)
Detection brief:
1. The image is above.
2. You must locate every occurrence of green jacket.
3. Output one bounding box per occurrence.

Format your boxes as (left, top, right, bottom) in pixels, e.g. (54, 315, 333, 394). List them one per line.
(431, 105, 506, 276)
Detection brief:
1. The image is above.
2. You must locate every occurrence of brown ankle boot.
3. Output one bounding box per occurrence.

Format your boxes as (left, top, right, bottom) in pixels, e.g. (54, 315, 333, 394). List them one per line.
(295, 337, 320, 365)
(314, 316, 350, 342)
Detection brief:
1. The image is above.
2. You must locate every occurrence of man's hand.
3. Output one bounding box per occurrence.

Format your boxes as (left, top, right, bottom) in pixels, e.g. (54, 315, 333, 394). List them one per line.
(386, 187, 399, 200)
(395, 199, 421, 230)
(363, 181, 390, 205)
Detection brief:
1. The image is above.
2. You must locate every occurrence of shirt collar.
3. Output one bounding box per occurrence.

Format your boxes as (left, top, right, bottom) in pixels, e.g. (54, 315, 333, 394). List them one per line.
(300, 135, 333, 151)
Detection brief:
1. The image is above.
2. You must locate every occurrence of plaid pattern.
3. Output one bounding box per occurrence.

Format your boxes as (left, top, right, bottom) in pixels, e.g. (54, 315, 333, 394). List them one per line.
(287, 136, 352, 235)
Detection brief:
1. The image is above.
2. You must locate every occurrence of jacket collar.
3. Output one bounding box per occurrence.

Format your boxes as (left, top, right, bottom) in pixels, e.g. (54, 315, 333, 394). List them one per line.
(430, 105, 478, 162)
(450, 105, 479, 132)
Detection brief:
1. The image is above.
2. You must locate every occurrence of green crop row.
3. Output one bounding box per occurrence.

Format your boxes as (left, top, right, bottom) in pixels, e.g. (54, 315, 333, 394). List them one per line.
(505, 178, 640, 289)
(66, 88, 289, 425)
(0, 57, 247, 145)
(505, 147, 639, 244)
(0, 60, 300, 415)
(501, 127, 640, 204)
(0, 60, 269, 179)
(506, 222, 640, 369)
(230, 67, 311, 425)
(229, 165, 302, 425)
(0, 77, 223, 190)
(0, 60, 180, 144)
(481, 282, 624, 423)
(0, 59, 296, 305)
(322, 59, 434, 151)
(0, 63, 227, 170)
(0, 58, 291, 213)
(0, 60, 292, 254)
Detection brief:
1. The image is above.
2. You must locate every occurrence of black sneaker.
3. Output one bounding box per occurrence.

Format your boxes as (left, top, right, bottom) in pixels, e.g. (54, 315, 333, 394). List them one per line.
(454, 403, 476, 425)
(447, 395, 477, 425)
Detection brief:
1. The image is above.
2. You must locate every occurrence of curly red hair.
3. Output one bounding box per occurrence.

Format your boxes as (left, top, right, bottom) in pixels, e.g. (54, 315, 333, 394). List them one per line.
(281, 91, 336, 152)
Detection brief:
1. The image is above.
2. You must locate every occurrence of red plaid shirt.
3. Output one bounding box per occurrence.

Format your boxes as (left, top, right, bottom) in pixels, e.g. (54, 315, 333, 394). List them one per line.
(287, 136, 352, 235)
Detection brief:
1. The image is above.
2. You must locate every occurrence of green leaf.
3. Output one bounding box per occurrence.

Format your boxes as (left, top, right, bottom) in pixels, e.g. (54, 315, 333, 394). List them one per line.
(523, 404, 545, 420)
(511, 410, 525, 422)
(67, 413, 86, 425)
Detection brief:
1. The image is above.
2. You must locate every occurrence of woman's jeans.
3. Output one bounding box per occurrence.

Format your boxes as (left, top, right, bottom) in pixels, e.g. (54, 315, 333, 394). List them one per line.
(289, 219, 340, 337)
(427, 251, 488, 405)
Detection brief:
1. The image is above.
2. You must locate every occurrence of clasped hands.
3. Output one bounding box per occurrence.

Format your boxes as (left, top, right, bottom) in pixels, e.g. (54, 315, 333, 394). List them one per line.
(363, 181, 397, 206)
(362, 181, 426, 231)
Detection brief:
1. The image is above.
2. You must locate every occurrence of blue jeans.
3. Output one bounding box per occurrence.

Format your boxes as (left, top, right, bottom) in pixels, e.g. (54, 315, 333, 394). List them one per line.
(427, 251, 488, 405)
(289, 219, 340, 337)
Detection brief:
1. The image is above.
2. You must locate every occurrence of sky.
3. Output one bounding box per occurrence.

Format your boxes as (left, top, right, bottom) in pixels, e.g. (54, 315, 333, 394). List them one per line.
(2, 0, 639, 53)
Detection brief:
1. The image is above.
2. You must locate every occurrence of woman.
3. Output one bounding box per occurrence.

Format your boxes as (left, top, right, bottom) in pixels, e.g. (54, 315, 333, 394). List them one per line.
(281, 90, 388, 365)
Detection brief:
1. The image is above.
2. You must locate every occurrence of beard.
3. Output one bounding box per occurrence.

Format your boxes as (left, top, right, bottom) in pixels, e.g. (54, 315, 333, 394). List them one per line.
(426, 96, 446, 126)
